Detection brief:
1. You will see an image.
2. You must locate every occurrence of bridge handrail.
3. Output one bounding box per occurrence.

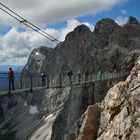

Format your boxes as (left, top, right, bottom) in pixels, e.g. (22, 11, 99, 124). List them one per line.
(0, 71, 129, 93)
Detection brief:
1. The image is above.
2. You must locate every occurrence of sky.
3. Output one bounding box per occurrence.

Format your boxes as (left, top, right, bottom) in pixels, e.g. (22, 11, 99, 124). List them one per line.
(0, 0, 139, 66)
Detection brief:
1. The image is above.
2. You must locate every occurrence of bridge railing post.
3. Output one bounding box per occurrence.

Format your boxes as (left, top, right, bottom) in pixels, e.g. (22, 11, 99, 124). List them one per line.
(8, 77, 11, 94)
(102, 72, 104, 80)
(101, 72, 103, 80)
(81, 74, 83, 83)
(95, 74, 97, 81)
(107, 72, 109, 79)
(78, 73, 81, 84)
(70, 75, 72, 85)
(72, 74, 74, 84)
(47, 74, 49, 88)
(112, 73, 114, 79)
(94, 74, 96, 82)
(110, 72, 111, 79)
(59, 74, 62, 88)
(105, 72, 107, 79)
(30, 74, 33, 92)
(104, 72, 106, 79)
(90, 74, 92, 82)
(20, 75, 23, 89)
(84, 74, 86, 83)
(50, 75, 52, 86)
(37, 74, 40, 87)
(102, 72, 105, 80)
(73, 74, 76, 84)
(99, 73, 101, 80)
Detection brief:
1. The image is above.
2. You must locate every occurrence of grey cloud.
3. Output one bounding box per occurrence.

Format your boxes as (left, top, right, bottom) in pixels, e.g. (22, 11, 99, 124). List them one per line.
(0, 0, 127, 24)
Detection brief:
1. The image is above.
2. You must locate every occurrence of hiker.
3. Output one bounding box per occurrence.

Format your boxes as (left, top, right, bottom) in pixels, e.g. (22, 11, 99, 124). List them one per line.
(85, 71, 89, 82)
(68, 70, 73, 84)
(0, 105, 4, 121)
(7, 67, 15, 93)
(41, 72, 46, 87)
(98, 70, 102, 80)
(78, 71, 81, 83)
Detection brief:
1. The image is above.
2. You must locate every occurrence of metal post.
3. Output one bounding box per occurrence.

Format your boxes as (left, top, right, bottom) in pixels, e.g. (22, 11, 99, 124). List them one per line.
(50, 75, 52, 86)
(59, 74, 62, 88)
(20, 76, 23, 89)
(30, 74, 33, 92)
(47, 75, 49, 88)
(90, 74, 92, 82)
(78, 73, 81, 84)
(38, 75, 40, 87)
(70, 76, 72, 85)
(8, 77, 11, 94)
(107, 72, 109, 79)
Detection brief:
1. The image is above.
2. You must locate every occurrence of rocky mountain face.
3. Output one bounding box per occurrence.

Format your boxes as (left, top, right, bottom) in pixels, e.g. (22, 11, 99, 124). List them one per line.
(23, 16, 140, 140)
(0, 87, 71, 140)
(74, 57, 140, 140)
(1, 16, 140, 140)
(23, 17, 140, 75)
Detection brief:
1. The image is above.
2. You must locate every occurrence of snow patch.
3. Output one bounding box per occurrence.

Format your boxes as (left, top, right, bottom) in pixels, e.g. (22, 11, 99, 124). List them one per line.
(29, 105, 38, 114)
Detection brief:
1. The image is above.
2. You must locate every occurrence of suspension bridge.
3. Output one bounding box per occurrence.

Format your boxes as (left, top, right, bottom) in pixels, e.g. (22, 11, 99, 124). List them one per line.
(0, 71, 128, 95)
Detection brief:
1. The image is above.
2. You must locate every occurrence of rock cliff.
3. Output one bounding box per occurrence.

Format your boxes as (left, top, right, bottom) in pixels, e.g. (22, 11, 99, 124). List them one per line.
(23, 16, 140, 75)
(0, 87, 71, 140)
(75, 57, 140, 140)
(25, 16, 140, 140)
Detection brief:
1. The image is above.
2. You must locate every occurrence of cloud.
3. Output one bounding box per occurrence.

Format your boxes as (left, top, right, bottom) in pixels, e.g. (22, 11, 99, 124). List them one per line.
(120, 9, 127, 15)
(115, 16, 128, 25)
(0, 19, 94, 65)
(0, 0, 127, 25)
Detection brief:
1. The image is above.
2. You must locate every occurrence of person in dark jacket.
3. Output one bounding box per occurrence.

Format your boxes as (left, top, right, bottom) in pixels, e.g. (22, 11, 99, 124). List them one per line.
(7, 67, 15, 93)
(41, 72, 46, 87)
(78, 71, 81, 83)
(68, 70, 73, 84)
(85, 71, 89, 82)
(0, 105, 4, 121)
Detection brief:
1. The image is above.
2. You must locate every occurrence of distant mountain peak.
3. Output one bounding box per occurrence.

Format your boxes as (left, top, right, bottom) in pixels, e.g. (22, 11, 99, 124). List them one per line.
(94, 18, 119, 34)
(126, 16, 139, 25)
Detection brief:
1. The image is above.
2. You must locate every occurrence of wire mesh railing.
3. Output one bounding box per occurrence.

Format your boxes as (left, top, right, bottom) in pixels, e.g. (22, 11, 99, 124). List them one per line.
(0, 72, 129, 93)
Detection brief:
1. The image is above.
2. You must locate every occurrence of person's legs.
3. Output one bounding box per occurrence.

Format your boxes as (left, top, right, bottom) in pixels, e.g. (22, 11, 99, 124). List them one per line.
(78, 74, 81, 83)
(8, 78, 11, 93)
(43, 80, 46, 86)
(11, 78, 15, 90)
(70, 76, 72, 84)
(47, 78, 49, 88)
(42, 79, 43, 86)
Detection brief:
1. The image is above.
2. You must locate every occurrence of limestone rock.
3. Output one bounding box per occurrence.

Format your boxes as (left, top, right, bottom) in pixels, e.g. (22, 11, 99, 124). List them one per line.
(94, 18, 119, 47)
(64, 132, 76, 140)
(96, 58, 140, 139)
(126, 16, 139, 25)
(23, 46, 52, 73)
(75, 104, 100, 140)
